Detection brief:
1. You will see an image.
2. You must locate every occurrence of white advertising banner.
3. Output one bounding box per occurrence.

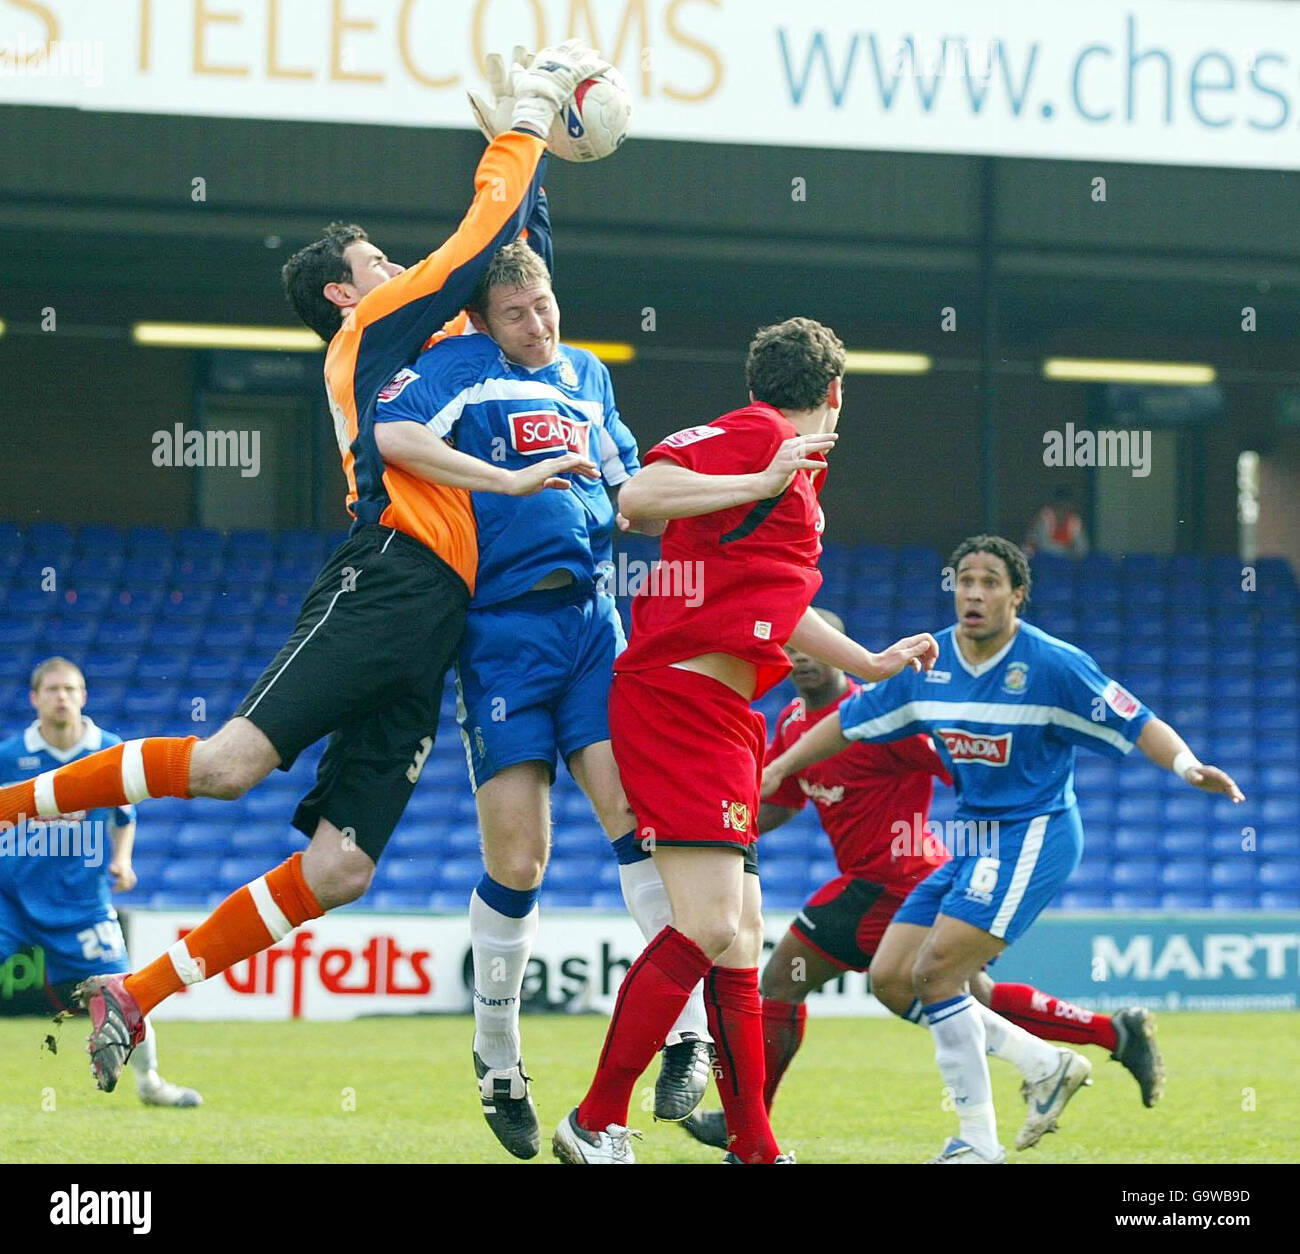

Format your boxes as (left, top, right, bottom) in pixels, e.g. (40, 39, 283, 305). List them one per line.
(126, 909, 889, 1021)
(1, 0, 1298, 169)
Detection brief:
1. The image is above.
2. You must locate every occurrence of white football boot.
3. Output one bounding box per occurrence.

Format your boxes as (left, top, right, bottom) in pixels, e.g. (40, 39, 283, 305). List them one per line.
(926, 1137, 1006, 1164)
(137, 1071, 203, 1108)
(552, 1109, 641, 1164)
(1016, 1048, 1092, 1150)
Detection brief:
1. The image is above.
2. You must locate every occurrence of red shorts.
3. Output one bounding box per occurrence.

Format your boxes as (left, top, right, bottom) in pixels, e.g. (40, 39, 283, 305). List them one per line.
(610, 665, 766, 851)
(789, 873, 911, 971)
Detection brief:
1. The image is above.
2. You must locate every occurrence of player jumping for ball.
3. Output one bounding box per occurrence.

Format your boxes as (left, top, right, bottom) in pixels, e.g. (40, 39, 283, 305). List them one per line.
(683, 607, 1164, 1153)
(375, 239, 715, 1156)
(551, 318, 940, 1165)
(0, 43, 614, 1092)
(762, 536, 1242, 1162)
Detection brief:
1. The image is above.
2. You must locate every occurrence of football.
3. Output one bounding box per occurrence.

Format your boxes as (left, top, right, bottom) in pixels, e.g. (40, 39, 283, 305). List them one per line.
(547, 67, 633, 162)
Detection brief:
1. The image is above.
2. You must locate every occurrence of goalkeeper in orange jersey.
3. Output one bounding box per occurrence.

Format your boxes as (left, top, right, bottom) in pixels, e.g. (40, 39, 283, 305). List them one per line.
(0, 42, 615, 1094)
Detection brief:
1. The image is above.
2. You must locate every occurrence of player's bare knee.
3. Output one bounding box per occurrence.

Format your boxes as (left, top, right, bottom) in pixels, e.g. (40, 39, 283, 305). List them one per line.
(491, 850, 546, 891)
(304, 847, 373, 910)
(684, 916, 740, 961)
(870, 967, 913, 1014)
(911, 951, 960, 1001)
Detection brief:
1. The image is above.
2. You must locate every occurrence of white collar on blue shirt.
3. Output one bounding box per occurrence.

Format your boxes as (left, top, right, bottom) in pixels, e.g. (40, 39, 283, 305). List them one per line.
(953, 621, 1021, 679)
(23, 716, 104, 763)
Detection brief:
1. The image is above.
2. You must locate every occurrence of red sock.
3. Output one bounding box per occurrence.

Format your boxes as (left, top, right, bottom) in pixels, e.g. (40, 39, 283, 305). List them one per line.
(578, 927, 712, 1133)
(760, 997, 807, 1111)
(707, 967, 782, 1163)
(0, 735, 195, 826)
(990, 982, 1118, 1051)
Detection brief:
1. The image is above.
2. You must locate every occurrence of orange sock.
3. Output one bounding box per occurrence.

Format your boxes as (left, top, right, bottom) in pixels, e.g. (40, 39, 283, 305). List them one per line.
(126, 852, 324, 1016)
(0, 736, 196, 826)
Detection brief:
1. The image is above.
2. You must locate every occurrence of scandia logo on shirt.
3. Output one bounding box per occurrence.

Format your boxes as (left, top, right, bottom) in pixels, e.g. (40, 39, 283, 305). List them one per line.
(509, 410, 590, 458)
(937, 728, 1013, 765)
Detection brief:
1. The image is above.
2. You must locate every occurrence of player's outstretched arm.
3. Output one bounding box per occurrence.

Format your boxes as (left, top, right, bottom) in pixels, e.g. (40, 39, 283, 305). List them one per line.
(787, 607, 940, 682)
(1137, 717, 1245, 801)
(375, 422, 596, 495)
(762, 713, 849, 798)
(758, 802, 799, 833)
(617, 432, 836, 524)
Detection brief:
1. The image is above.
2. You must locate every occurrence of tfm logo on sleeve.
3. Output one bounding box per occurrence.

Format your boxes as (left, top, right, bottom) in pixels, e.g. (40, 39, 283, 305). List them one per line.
(509, 409, 590, 457)
(1102, 680, 1140, 720)
(937, 728, 1013, 765)
(660, 424, 725, 449)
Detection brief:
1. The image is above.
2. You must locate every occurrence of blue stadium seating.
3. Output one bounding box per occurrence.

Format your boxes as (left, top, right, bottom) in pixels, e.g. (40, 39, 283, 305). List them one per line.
(2, 523, 1296, 909)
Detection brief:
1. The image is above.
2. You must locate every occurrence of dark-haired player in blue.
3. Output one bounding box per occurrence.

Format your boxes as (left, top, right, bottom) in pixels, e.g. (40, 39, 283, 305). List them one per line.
(376, 240, 710, 1158)
(763, 535, 1243, 1163)
(0, 658, 199, 1106)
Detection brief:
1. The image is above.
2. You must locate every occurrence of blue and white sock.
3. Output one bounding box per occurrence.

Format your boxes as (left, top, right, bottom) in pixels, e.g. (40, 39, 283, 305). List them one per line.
(610, 832, 709, 1045)
(978, 1005, 1061, 1081)
(470, 875, 540, 1070)
(923, 994, 999, 1156)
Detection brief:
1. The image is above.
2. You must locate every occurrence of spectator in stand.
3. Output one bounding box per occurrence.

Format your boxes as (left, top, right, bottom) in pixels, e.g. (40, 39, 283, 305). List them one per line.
(1023, 487, 1089, 560)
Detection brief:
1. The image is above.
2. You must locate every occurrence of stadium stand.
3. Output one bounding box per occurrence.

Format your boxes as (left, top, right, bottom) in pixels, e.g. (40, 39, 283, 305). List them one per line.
(1, 525, 1296, 912)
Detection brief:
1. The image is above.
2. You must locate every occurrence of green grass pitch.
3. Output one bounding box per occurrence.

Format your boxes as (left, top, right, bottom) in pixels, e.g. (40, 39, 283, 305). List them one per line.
(1, 1013, 1295, 1163)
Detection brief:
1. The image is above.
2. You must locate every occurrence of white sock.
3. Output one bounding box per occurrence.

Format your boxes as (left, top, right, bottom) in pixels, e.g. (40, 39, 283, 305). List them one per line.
(130, 1018, 159, 1083)
(924, 994, 999, 1156)
(469, 890, 539, 1070)
(978, 1004, 1062, 1082)
(618, 858, 710, 1044)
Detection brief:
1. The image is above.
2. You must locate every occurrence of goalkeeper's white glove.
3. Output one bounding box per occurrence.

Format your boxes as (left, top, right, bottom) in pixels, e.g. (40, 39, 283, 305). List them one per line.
(510, 39, 611, 137)
(467, 44, 529, 141)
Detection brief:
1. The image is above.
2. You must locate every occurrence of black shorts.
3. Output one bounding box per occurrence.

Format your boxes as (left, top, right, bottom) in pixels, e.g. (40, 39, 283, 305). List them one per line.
(788, 874, 908, 972)
(235, 525, 469, 863)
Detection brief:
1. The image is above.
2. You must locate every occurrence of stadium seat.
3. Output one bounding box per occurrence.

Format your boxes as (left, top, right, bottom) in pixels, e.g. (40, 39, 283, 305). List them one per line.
(437, 860, 484, 892)
(1112, 826, 1155, 858)
(1210, 893, 1258, 911)
(1160, 891, 1212, 909)
(159, 858, 223, 898)
(371, 889, 433, 911)
(1109, 891, 1161, 910)
(176, 527, 225, 556)
(1209, 861, 1258, 890)
(1260, 892, 1300, 910)
(1160, 862, 1209, 890)
(1259, 860, 1300, 891)
(1059, 891, 1110, 910)
(1111, 861, 1161, 892)
(380, 861, 439, 891)
(0, 620, 43, 646)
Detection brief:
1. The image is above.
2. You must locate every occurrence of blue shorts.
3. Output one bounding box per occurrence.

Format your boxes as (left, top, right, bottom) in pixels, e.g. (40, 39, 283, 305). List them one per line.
(456, 586, 625, 790)
(0, 889, 128, 988)
(893, 808, 1083, 945)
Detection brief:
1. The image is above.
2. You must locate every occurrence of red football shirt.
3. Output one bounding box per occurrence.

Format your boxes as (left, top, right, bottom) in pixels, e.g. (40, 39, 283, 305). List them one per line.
(764, 680, 953, 891)
(615, 404, 826, 697)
